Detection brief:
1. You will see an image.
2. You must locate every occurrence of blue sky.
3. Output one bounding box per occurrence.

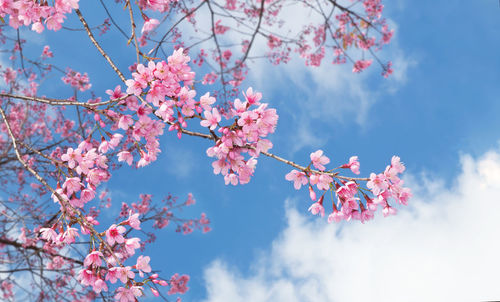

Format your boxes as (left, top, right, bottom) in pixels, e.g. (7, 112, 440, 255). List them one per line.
(16, 0, 500, 300)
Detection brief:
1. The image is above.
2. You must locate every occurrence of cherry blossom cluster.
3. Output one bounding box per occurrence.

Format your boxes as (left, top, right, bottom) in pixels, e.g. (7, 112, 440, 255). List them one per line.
(45, 141, 206, 299)
(41, 45, 54, 59)
(38, 203, 190, 301)
(112, 49, 197, 167)
(61, 68, 92, 92)
(0, 0, 79, 33)
(204, 88, 278, 185)
(121, 48, 278, 185)
(1, 280, 13, 300)
(47, 91, 211, 299)
(286, 152, 411, 223)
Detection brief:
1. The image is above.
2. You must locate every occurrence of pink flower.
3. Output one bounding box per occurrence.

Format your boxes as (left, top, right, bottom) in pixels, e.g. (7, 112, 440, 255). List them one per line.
(348, 156, 360, 174)
(42, 45, 53, 58)
(186, 193, 195, 205)
(61, 147, 82, 169)
(382, 205, 397, 217)
(200, 92, 216, 110)
(285, 170, 308, 190)
(336, 181, 358, 199)
(360, 209, 374, 223)
(367, 173, 389, 196)
(125, 79, 144, 96)
(118, 115, 134, 130)
(115, 287, 135, 302)
(125, 237, 141, 255)
(136, 255, 152, 277)
(200, 108, 221, 130)
(84, 250, 103, 267)
(232, 98, 247, 116)
(106, 85, 126, 100)
(168, 274, 190, 295)
(130, 286, 143, 298)
(391, 155, 406, 173)
(32, 22, 44, 33)
(352, 59, 372, 73)
(395, 188, 413, 206)
(117, 151, 134, 166)
(141, 18, 160, 34)
(327, 210, 345, 223)
(77, 269, 95, 287)
(92, 278, 108, 293)
(224, 173, 238, 186)
(310, 150, 330, 171)
(98, 140, 110, 153)
(310, 173, 333, 190)
(107, 266, 134, 284)
(80, 188, 95, 203)
(61, 227, 79, 244)
(127, 212, 141, 230)
(308, 200, 325, 217)
(63, 177, 82, 195)
(243, 87, 262, 105)
(105, 224, 126, 245)
(39, 228, 58, 243)
(343, 197, 360, 212)
(109, 134, 123, 148)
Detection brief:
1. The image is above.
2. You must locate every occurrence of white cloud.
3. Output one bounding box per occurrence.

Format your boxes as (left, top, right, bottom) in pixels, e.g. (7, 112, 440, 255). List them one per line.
(202, 148, 500, 302)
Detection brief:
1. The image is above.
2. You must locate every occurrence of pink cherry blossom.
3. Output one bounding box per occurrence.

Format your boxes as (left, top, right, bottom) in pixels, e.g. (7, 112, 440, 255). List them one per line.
(77, 269, 95, 287)
(391, 155, 406, 173)
(352, 59, 372, 73)
(80, 188, 95, 204)
(309, 173, 333, 191)
(117, 151, 134, 166)
(61, 227, 79, 244)
(243, 87, 262, 105)
(327, 210, 345, 223)
(63, 177, 82, 195)
(285, 169, 308, 190)
(382, 205, 397, 217)
(308, 202, 325, 217)
(310, 150, 330, 171)
(106, 266, 135, 284)
(61, 147, 82, 169)
(124, 237, 141, 255)
(105, 224, 126, 245)
(127, 212, 141, 230)
(367, 173, 389, 196)
(200, 108, 221, 130)
(84, 250, 103, 267)
(91, 278, 107, 293)
(141, 18, 159, 34)
(200, 92, 216, 110)
(136, 255, 152, 277)
(39, 228, 58, 243)
(168, 274, 189, 295)
(336, 181, 358, 199)
(115, 287, 135, 302)
(347, 156, 360, 174)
